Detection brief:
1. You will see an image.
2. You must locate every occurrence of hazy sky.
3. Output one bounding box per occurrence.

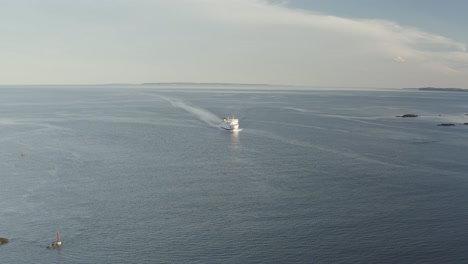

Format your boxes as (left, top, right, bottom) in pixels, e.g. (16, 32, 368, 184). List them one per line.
(1, 0, 467, 88)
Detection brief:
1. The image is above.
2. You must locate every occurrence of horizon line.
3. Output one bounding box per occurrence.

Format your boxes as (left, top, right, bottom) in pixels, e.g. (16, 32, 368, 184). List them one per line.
(0, 83, 462, 90)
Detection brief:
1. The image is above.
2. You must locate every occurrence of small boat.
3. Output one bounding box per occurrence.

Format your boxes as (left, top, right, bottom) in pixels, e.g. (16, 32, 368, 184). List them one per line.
(47, 231, 62, 249)
(220, 116, 242, 132)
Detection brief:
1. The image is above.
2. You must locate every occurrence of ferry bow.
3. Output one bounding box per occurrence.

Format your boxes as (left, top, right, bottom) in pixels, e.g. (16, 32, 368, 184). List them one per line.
(220, 116, 242, 132)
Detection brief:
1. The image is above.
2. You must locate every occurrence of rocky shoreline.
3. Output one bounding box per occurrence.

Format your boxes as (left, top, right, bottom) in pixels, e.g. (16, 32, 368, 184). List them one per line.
(396, 113, 467, 127)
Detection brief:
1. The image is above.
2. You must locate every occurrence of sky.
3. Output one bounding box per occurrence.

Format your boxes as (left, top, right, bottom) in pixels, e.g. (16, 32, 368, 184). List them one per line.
(1, 0, 467, 88)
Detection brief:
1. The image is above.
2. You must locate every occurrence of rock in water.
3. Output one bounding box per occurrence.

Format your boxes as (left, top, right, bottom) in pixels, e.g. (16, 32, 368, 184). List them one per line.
(400, 114, 418, 118)
(437, 123, 455, 126)
(0, 238, 8, 245)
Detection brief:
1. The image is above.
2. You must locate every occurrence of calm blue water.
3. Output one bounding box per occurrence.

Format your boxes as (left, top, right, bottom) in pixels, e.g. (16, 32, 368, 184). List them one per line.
(1, 86, 468, 263)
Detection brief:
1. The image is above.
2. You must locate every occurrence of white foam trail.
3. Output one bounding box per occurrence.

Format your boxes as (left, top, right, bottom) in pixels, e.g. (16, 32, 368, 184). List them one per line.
(245, 128, 402, 168)
(283, 107, 318, 113)
(157, 95, 221, 127)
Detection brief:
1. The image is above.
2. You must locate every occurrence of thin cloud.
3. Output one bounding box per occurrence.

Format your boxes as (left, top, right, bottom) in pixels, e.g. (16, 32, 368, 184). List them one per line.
(155, 0, 468, 84)
(0, 0, 467, 88)
(394, 56, 406, 62)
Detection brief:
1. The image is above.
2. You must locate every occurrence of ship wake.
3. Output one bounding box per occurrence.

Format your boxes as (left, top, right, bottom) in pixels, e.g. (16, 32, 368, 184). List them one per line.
(157, 95, 221, 127)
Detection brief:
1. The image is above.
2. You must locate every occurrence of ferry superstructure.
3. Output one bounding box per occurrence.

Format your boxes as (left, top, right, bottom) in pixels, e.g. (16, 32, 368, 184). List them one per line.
(220, 116, 242, 132)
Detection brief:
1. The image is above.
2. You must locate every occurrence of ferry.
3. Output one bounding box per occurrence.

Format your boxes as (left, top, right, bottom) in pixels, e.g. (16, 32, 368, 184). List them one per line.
(220, 116, 242, 132)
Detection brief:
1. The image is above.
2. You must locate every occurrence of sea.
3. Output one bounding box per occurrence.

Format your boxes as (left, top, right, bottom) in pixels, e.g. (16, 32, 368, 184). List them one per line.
(1, 85, 468, 263)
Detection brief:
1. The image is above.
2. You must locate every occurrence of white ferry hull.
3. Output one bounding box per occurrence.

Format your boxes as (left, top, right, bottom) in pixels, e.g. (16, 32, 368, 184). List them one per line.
(220, 116, 242, 132)
(221, 127, 243, 132)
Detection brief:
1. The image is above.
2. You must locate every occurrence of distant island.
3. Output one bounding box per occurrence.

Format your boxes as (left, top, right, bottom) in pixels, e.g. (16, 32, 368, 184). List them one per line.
(141, 82, 275, 86)
(418, 87, 468, 92)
